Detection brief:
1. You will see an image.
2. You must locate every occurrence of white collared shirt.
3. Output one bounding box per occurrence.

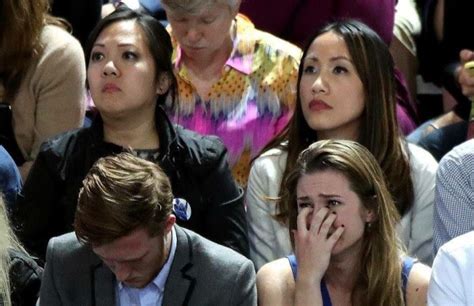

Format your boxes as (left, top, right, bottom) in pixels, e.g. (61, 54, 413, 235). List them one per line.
(116, 227, 177, 306)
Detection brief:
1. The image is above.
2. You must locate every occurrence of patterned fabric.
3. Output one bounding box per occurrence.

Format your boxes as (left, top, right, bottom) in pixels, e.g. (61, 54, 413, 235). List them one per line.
(433, 139, 474, 254)
(166, 15, 302, 186)
(132, 147, 161, 164)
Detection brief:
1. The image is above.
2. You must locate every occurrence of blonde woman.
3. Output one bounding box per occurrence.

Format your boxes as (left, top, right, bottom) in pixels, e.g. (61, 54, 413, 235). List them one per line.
(0, 196, 42, 306)
(257, 139, 431, 306)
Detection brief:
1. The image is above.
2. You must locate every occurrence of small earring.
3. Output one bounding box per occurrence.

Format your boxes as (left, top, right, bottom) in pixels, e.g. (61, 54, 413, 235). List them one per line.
(366, 222, 372, 230)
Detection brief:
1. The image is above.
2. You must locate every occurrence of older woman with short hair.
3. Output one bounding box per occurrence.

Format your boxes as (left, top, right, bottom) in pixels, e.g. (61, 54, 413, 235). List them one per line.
(161, 0, 302, 186)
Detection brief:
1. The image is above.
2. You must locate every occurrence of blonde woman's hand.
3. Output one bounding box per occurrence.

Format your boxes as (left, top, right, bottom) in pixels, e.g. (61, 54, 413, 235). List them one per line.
(294, 207, 344, 286)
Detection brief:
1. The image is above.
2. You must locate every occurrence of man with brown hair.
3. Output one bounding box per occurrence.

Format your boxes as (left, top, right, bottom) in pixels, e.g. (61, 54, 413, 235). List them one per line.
(39, 153, 256, 305)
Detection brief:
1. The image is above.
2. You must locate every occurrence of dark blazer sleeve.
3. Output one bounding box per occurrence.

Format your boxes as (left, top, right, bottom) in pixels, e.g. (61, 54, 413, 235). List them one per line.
(13, 147, 62, 262)
(198, 139, 250, 258)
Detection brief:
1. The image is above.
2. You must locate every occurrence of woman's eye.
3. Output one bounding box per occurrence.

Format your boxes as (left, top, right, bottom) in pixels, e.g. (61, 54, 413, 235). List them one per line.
(123, 51, 137, 60)
(303, 65, 317, 74)
(297, 202, 313, 209)
(333, 66, 348, 74)
(90, 52, 104, 62)
(327, 200, 341, 207)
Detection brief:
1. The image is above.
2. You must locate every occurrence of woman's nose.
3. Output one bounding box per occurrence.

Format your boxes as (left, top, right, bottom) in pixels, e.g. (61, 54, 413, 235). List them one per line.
(312, 74, 328, 94)
(102, 60, 119, 77)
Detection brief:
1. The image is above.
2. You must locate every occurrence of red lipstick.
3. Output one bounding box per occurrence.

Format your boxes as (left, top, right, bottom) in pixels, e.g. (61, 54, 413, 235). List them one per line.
(309, 99, 332, 112)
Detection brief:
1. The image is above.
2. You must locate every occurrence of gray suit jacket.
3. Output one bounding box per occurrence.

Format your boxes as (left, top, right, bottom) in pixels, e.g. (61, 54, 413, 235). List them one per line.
(39, 226, 257, 305)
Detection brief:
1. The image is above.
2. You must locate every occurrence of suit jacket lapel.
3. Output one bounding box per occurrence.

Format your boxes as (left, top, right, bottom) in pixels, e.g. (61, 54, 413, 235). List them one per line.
(163, 226, 196, 306)
(92, 262, 116, 306)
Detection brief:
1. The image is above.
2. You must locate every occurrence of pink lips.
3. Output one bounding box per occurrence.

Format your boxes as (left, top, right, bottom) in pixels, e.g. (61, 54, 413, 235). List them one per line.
(309, 99, 332, 112)
(102, 83, 121, 93)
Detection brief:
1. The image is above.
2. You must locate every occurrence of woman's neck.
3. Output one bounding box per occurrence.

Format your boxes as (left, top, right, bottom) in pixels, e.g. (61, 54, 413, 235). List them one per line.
(324, 241, 364, 292)
(317, 123, 360, 142)
(325, 256, 361, 292)
(102, 115, 159, 150)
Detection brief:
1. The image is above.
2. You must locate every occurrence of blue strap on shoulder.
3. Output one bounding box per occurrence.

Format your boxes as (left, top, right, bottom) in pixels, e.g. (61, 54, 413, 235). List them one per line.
(401, 256, 416, 303)
(287, 254, 297, 279)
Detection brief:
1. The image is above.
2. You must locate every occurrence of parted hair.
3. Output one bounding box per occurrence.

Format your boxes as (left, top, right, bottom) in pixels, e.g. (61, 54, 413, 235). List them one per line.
(261, 19, 414, 224)
(0, 0, 68, 101)
(75, 153, 174, 247)
(285, 139, 404, 306)
(161, 0, 240, 14)
(84, 5, 176, 107)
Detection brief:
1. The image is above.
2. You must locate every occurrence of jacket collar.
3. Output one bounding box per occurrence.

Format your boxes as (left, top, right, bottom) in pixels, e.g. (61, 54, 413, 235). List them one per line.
(88, 105, 182, 160)
(90, 259, 116, 305)
(162, 225, 197, 306)
(87, 225, 195, 306)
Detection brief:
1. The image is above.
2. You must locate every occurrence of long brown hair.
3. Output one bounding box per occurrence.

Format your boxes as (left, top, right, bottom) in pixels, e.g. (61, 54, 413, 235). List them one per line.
(0, 0, 68, 101)
(285, 140, 404, 306)
(261, 20, 413, 224)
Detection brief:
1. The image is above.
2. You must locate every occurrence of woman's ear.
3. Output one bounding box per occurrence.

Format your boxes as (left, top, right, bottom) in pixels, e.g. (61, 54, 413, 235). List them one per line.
(156, 73, 171, 95)
(365, 209, 376, 223)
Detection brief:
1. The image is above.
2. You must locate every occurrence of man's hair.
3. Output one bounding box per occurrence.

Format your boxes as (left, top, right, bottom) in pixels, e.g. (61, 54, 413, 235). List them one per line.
(74, 153, 173, 247)
(161, 0, 240, 15)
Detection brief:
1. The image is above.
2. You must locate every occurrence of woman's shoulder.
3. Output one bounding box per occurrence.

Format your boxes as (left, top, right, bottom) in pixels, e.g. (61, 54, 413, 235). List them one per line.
(37, 25, 84, 67)
(35, 127, 92, 168)
(406, 143, 438, 170)
(404, 258, 431, 306)
(257, 258, 295, 304)
(173, 125, 227, 165)
(41, 25, 82, 49)
(257, 147, 288, 163)
(40, 127, 88, 152)
(251, 147, 288, 177)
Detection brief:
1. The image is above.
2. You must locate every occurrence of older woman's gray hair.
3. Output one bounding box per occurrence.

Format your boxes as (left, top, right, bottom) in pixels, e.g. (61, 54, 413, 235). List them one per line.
(161, 0, 240, 14)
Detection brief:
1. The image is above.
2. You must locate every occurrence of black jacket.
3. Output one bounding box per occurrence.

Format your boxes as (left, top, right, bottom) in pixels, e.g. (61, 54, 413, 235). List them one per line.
(13, 107, 249, 261)
(8, 249, 43, 306)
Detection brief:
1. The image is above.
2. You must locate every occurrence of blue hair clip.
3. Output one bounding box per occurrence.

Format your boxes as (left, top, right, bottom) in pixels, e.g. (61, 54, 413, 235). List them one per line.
(172, 198, 192, 221)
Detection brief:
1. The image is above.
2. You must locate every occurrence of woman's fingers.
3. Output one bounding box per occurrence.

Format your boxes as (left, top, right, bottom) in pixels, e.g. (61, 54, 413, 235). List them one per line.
(309, 206, 329, 233)
(327, 225, 345, 247)
(296, 207, 313, 232)
(317, 211, 336, 235)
